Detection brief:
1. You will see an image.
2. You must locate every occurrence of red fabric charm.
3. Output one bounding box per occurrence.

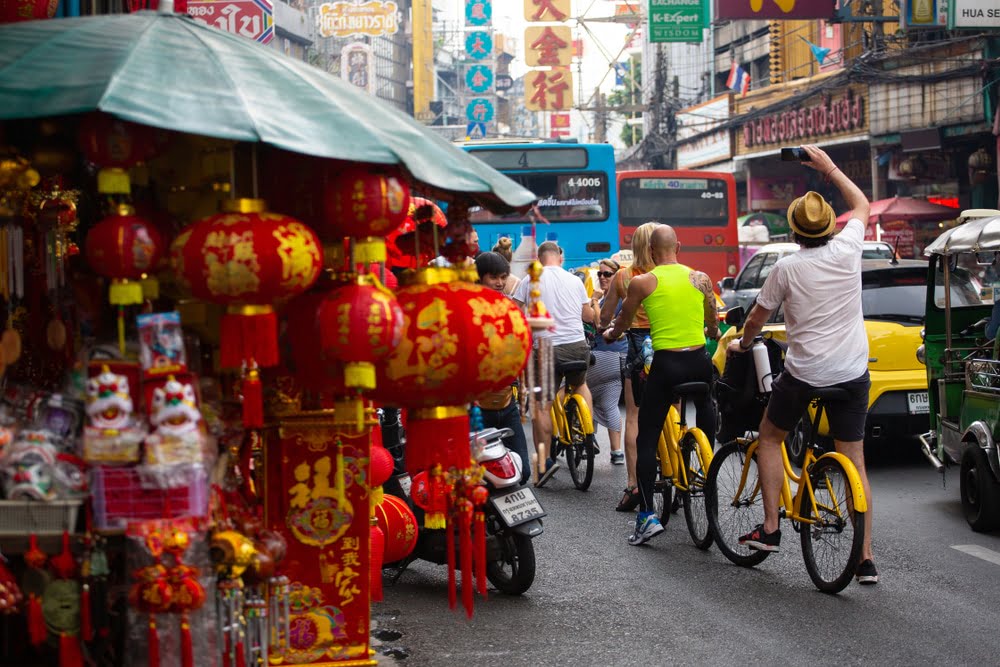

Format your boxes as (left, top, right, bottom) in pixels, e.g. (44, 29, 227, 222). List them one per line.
(474, 511, 487, 598)
(180, 616, 194, 667)
(458, 500, 474, 618)
(28, 593, 46, 646)
(220, 310, 279, 370)
(80, 583, 93, 641)
(445, 508, 456, 611)
(235, 635, 247, 667)
(148, 618, 160, 667)
(370, 524, 385, 602)
(241, 368, 264, 428)
(59, 632, 83, 667)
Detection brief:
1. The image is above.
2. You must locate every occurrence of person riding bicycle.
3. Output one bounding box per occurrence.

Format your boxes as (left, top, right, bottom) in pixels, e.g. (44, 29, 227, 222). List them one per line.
(513, 240, 595, 486)
(726, 144, 878, 585)
(603, 226, 719, 545)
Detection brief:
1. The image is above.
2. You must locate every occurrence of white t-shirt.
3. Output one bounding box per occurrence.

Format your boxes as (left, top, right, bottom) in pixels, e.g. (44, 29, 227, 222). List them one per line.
(756, 219, 869, 386)
(513, 264, 588, 346)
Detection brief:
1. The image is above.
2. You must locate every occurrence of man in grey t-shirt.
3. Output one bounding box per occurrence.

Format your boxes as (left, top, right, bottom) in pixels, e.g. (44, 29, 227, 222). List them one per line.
(727, 144, 878, 585)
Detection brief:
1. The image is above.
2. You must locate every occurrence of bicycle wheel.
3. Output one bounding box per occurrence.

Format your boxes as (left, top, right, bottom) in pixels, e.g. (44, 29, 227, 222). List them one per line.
(705, 440, 770, 567)
(564, 399, 594, 491)
(681, 432, 713, 550)
(799, 456, 865, 594)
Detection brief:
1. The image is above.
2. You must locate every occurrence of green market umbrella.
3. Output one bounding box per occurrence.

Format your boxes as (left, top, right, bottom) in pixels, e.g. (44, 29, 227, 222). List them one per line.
(0, 4, 536, 212)
(738, 211, 790, 237)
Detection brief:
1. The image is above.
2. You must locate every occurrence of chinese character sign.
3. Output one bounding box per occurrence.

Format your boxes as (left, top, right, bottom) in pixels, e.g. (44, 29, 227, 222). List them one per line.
(265, 417, 374, 665)
(466, 98, 496, 122)
(465, 30, 493, 60)
(188, 0, 274, 43)
(465, 0, 492, 26)
(524, 70, 574, 111)
(524, 0, 570, 21)
(648, 0, 707, 43)
(340, 42, 374, 94)
(466, 65, 494, 94)
(715, 0, 835, 20)
(524, 25, 572, 67)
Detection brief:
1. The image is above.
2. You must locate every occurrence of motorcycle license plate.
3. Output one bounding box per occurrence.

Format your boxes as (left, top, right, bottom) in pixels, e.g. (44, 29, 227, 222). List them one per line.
(907, 391, 929, 414)
(491, 487, 546, 527)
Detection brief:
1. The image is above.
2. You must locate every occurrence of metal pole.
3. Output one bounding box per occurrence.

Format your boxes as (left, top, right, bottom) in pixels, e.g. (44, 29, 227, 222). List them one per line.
(708, 0, 715, 98)
(944, 255, 953, 370)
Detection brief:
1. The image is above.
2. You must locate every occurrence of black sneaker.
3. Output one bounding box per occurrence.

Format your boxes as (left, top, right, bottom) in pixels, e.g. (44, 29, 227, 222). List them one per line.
(738, 524, 781, 552)
(856, 559, 878, 585)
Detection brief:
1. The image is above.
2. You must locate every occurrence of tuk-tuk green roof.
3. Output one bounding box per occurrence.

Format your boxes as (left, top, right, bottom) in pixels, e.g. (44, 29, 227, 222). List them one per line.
(924, 214, 1000, 256)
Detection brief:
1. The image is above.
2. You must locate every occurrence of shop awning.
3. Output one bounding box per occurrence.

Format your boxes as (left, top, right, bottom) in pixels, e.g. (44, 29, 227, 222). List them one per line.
(836, 196, 960, 225)
(0, 5, 537, 213)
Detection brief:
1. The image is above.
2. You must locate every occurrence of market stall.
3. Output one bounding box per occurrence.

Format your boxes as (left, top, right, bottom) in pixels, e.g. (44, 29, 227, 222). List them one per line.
(0, 4, 536, 666)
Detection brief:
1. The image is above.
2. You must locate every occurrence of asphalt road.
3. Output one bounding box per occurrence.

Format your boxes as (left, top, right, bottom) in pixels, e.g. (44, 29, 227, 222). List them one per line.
(373, 429, 1000, 666)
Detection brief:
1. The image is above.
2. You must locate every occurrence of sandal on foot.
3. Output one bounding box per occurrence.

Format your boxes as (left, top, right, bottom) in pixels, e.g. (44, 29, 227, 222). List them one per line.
(615, 486, 640, 512)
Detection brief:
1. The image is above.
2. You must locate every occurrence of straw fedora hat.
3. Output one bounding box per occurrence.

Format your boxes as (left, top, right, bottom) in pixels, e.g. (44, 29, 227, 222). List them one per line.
(787, 191, 836, 238)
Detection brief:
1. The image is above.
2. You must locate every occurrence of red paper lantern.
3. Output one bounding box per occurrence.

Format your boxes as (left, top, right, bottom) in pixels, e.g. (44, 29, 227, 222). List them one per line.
(324, 167, 410, 240)
(369, 445, 395, 488)
(373, 494, 418, 563)
(78, 113, 158, 194)
(284, 289, 347, 395)
(0, 0, 57, 23)
(171, 198, 322, 369)
(317, 274, 403, 391)
(86, 204, 163, 301)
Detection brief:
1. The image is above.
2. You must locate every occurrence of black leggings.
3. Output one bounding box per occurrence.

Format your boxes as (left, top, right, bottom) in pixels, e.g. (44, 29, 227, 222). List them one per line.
(637, 348, 715, 513)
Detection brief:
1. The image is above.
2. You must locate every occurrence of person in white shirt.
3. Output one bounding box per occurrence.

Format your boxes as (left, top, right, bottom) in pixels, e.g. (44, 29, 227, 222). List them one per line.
(513, 241, 595, 485)
(727, 144, 878, 585)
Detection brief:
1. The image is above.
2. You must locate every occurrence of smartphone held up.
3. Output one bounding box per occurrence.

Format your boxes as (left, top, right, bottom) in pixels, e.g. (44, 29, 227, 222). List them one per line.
(780, 147, 808, 161)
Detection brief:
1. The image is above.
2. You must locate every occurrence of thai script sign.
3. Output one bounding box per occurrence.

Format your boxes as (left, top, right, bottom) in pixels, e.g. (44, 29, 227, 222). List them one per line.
(649, 0, 707, 43)
(742, 90, 865, 149)
(715, 0, 834, 20)
(189, 0, 274, 43)
(317, 1, 401, 39)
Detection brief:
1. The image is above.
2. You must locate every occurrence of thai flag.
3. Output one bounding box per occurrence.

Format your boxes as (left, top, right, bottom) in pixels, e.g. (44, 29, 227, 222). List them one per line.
(726, 62, 751, 97)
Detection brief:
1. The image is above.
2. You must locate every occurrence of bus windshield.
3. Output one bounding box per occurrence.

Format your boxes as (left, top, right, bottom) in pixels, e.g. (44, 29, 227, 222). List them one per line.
(470, 171, 609, 223)
(618, 177, 729, 228)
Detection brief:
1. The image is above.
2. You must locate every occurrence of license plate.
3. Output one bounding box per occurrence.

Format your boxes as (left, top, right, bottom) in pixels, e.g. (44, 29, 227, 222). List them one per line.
(490, 487, 546, 527)
(908, 391, 929, 414)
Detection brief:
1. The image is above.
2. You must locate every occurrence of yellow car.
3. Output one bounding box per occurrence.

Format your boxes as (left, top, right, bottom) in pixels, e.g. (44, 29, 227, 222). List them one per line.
(714, 259, 929, 458)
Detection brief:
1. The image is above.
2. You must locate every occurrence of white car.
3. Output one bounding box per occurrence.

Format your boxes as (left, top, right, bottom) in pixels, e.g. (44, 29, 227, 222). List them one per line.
(720, 241, 897, 311)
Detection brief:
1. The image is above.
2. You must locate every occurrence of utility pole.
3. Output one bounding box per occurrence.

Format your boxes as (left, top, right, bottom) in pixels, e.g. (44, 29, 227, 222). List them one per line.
(594, 88, 607, 143)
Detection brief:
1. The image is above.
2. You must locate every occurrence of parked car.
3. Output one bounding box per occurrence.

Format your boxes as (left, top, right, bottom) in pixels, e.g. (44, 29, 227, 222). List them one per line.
(713, 259, 937, 460)
(720, 240, 898, 311)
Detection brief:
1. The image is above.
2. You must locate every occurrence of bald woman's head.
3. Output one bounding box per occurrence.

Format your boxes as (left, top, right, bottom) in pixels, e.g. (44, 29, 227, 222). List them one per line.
(650, 225, 679, 259)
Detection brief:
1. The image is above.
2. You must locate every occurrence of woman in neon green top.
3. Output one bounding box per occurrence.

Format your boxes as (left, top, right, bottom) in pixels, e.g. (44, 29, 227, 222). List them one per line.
(603, 225, 720, 546)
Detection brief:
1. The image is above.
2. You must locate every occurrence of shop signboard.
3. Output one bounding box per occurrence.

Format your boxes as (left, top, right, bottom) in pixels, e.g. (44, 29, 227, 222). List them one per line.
(341, 42, 375, 95)
(467, 98, 496, 123)
(750, 176, 807, 210)
(525, 70, 574, 111)
(524, 0, 570, 21)
(466, 0, 492, 26)
(496, 74, 514, 91)
(676, 95, 732, 169)
(715, 0, 834, 20)
(188, 0, 274, 44)
(949, 0, 1000, 28)
(316, 0, 401, 39)
(900, 0, 948, 28)
(466, 65, 494, 94)
(738, 87, 867, 154)
(649, 0, 707, 43)
(525, 25, 573, 66)
(465, 30, 493, 60)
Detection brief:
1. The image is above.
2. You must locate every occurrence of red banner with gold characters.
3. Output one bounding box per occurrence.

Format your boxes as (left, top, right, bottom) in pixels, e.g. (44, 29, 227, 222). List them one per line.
(265, 413, 375, 666)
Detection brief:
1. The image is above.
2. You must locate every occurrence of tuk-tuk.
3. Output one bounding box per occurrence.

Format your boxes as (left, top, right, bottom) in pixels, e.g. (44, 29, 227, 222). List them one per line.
(921, 209, 1000, 531)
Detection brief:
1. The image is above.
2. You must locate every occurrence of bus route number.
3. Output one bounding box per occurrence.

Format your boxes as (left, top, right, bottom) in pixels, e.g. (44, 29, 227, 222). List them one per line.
(700, 192, 725, 199)
(566, 177, 602, 189)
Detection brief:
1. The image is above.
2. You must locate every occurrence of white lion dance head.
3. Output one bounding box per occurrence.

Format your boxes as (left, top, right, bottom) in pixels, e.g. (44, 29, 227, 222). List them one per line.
(150, 376, 201, 435)
(86, 365, 133, 430)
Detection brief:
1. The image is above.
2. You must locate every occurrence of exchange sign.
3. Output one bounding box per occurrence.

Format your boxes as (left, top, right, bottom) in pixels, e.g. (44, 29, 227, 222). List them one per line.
(466, 65, 494, 94)
(465, 30, 493, 60)
(466, 98, 495, 123)
(648, 0, 706, 43)
(466, 0, 492, 26)
(188, 0, 274, 43)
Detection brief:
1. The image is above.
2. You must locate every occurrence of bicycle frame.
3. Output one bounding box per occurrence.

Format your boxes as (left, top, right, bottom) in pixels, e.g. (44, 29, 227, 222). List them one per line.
(657, 406, 713, 493)
(550, 386, 595, 446)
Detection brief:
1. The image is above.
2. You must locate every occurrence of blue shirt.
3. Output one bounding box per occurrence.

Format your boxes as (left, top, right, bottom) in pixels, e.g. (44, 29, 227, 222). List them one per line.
(593, 298, 626, 353)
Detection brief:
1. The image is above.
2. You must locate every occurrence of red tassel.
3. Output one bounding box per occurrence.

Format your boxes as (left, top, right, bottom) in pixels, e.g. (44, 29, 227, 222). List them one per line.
(28, 593, 46, 646)
(148, 618, 160, 667)
(241, 368, 264, 428)
(459, 503, 473, 618)
(235, 634, 247, 667)
(370, 524, 385, 602)
(405, 411, 471, 475)
(220, 309, 278, 369)
(445, 510, 456, 610)
(59, 632, 83, 667)
(181, 616, 193, 667)
(80, 583, 93, 642)
(222, 631, 232, 667)
(474, 511, 487, 597)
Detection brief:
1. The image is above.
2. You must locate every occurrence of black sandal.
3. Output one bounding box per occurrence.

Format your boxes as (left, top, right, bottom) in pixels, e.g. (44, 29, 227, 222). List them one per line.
(615, 486, 640, 512)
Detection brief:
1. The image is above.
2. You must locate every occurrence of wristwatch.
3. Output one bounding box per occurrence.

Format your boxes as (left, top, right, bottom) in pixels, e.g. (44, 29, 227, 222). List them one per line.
(738, 337, 753, 351)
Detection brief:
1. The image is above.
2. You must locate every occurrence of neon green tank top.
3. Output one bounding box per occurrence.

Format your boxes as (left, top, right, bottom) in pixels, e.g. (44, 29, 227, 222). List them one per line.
(642, 264, 705, 351)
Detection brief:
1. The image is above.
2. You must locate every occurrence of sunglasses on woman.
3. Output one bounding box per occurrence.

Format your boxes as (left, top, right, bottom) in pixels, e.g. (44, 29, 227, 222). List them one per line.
(597, 271, 616, 278)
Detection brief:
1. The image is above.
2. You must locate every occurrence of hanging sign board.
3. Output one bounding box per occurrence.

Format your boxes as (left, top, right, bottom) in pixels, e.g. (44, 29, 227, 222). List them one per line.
(524, 25, 573, 66)
(317, 0, 401, 39)
(649, 0, 707, 43)
(189, 0, 274, 44)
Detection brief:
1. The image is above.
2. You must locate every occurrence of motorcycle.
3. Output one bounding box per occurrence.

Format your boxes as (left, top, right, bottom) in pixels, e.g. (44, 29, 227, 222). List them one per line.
(380, 408, 545, 595)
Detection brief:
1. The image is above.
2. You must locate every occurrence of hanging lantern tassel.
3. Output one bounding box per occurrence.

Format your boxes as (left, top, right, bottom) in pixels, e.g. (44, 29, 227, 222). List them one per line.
(405, 408, 473, 476)
(148, 618, 160, 667)
(180, 614, 194, 667)
(471, 485, 489, 597)
(370, 521, 384, 602)
(221, 306, 278, 370)
(59, 632, 83, 667)
(235, 630, 247, 667)
(241, 365, 264, 429)
(458, 499, 474, 618)
(28, 592, 46, 646)
(80, 582, 93, 642)
(445, 502, 456, 611)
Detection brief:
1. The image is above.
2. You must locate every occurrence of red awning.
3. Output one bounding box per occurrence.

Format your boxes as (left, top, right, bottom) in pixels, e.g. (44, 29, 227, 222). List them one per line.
(836, 196, 959, 224)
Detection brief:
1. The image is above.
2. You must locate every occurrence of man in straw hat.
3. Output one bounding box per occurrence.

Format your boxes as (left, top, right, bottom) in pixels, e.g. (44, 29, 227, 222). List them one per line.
(727, 144, 878, 585)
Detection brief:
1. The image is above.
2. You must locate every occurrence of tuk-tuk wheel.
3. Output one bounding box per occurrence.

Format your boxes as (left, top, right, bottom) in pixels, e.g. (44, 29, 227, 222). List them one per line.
(960, 446, 1000, 533)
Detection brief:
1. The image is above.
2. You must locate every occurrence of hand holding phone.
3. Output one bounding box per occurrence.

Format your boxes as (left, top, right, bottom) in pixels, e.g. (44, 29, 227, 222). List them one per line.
(780, 147, 808, 161)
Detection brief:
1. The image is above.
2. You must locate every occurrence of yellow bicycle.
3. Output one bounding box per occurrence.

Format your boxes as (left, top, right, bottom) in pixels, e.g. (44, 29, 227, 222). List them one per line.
(548, 359, 596, 491)
(652, 382, 715, 549)
(705, 389, 868, 593)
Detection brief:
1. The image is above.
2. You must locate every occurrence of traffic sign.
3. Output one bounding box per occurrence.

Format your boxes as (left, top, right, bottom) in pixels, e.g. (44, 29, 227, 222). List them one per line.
(495, 74, 514, 92)
(466, 121, 487, 139)
(189, 0, 274, 43)
(466, 98, 495, 122)
(466, 65, 494, 94)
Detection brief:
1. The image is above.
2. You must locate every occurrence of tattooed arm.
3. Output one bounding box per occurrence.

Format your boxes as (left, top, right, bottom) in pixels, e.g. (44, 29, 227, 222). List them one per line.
(691, 270, 720, 340)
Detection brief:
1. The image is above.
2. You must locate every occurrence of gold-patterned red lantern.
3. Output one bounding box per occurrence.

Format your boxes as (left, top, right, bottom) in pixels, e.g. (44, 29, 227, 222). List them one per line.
(78, 113, 157, 194)
(324, 167, 410, 244)
(0, 0, 57, 23)
(317, 274, 403, 392)
(171, 198, 322, 370)
(85, 203, 163, 352)
(370, 268, 531, 474)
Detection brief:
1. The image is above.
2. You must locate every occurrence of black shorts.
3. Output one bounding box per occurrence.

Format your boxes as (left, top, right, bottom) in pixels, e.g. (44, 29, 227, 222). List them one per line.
(766, 370, 870, 442)
(553, 340, 591, 388)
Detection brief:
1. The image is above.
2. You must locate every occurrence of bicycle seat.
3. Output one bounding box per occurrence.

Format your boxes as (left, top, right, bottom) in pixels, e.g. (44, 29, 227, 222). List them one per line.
(557, 360, 589, 375)
(810, 387, 853, 402)
(673, 382, 711, 397)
